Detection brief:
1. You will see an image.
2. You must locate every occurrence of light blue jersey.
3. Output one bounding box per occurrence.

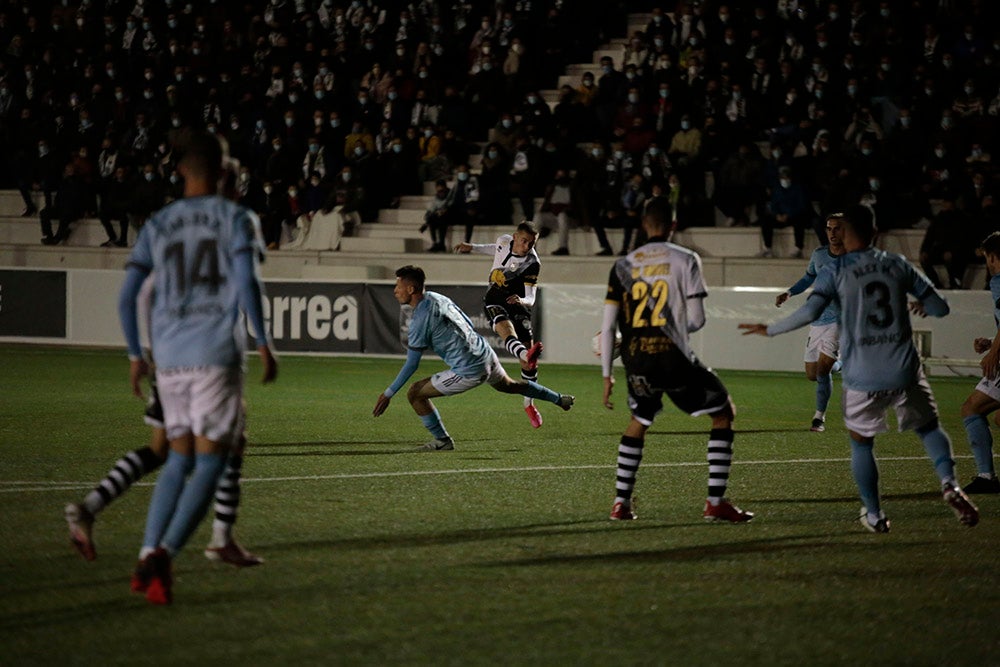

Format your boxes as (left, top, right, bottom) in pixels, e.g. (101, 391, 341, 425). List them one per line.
(787, 246, 841, 326)
(125, 195, 266, 369)
(810, 248, 942, 391)
(408, 291, 493, 378)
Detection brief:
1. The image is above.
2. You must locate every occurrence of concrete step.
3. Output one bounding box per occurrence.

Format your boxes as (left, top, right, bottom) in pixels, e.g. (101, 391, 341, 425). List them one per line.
(0, 216, 136, 247)
(339, 236, 425, 253)
(300, 264, 389, 280)
(0, 190, 41, 217)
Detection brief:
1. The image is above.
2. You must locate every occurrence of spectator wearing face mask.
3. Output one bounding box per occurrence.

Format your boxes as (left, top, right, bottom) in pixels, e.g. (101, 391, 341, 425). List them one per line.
(760, 167, 812, 259)
(443, 163, 481, 244)
(128, 163, 166, 233)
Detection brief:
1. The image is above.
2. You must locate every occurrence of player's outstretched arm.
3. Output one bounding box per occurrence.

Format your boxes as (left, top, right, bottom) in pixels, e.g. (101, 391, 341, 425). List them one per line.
(454, 243, 472, 253)
(738, 323, 769, 336)
(775, 291, 790, 307)
(974, 337, 992, 354)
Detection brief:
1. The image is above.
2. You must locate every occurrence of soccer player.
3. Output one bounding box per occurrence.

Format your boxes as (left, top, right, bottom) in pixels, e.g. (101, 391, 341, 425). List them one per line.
(63, 381, 262, 567)
(455, 221, 545, 428)
(373, 265, 574, 450)
(775, 213, 846, 432)
(118, 129, 277, 604)
(740, 205, 978, 533)
(959, 231, 1000, 494)
(600, 198, 754, 523)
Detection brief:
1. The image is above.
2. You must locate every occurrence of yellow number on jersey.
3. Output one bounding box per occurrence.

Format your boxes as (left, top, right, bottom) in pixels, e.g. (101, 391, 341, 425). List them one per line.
(630, 279, 669, 328)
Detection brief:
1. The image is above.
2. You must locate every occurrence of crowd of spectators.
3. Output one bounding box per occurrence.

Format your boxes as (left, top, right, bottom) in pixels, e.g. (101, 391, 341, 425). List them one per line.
(0, 1, 997, 283)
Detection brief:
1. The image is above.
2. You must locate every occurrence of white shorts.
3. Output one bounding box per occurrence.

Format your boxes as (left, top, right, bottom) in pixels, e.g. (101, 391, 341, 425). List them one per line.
(974, 374, 1000, 402)
(842, 370, 939, 437)
(156, 366, 245, 446)
(804, 323, 839, 363)
(430, 351, 508, 396)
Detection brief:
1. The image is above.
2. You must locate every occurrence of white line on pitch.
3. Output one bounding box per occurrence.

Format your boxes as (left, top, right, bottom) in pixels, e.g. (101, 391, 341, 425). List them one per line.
(0, 455, 967, 493)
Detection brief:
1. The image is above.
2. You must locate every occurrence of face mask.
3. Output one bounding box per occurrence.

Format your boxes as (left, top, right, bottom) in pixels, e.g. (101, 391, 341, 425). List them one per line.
(680, 121, 691, 130)
(310, 178, 320, 186)
(388, 92, 397, 101)
(527, 96, 538, 105)
(353, 146, 363, 156)
(457, 172, 469, 181)
(273, 143, 281, 151)
(315, 91, 324, 100)
(972, 148, 983, 158)
(482, 63, 492, 71)
(881, 8, 890, 17)
(285, 117, 294, 127)
(364, 43, 374, 51)
(779, 178, 791, 188)
(264, 185, 273, 194)
(310, 144, 319, 153)
(625, 72, 635, 80)
(941, 119, 952, 130)
(847, 85, 857, 95)
(628, 94, 638, 104)
(861, 148, 872, 156)
(144, 172, 155, 182)
(392, 144, 402, 153)
(900, 116, 911, 128)
(288, 188, 297, 197)
(330, 119, 341, 128)
(591, 149, 602, 158)
(289, 94, 298, 104)
(771, 150, 781, 159)
(613, 151, 624, 160)
(39, 146, 49, 156)
(583, 79, 594, 87)
(240, 173, 250, 183)
(934, 148, 945, 158)
(501, 119, 512, 129)
(168, 19, 177, 28)
(418, 71, 428, 79)
(424, 130, 433, 138)
(319, 67, 329, 76)
(649, 147, 659, 156)
(964, 87, 974, 95)
(341, 173, 351, 182)
(169, 174, 179, 184)
(602, 66, 611, 75)
(115, 92, 124, 101)
(434, 47, 444, 56)
(654, 39, 664, 48)
(172, 118, 181, 127)
(869, 179, 879, 190)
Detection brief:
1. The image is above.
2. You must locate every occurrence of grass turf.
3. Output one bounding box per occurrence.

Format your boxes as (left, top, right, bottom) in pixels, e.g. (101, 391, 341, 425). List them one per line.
(1, 345, 998, 665)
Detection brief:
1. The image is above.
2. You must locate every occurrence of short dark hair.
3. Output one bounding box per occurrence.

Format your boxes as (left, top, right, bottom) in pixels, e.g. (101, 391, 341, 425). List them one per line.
(395, 265, 425, 291)
(175, 128, 226, 179)
(842, 204, 876, 244)
(981, 231, 1000, 257)
(516, 220, 538, 237)
(643, 196, 673, 230)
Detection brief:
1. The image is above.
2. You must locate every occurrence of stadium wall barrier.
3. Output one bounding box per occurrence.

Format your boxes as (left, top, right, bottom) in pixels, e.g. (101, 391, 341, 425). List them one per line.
(0, 267, 989, 376)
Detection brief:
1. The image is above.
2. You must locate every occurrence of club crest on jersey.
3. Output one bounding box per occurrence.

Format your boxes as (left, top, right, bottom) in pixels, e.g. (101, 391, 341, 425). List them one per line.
(489, 268, 507, 286)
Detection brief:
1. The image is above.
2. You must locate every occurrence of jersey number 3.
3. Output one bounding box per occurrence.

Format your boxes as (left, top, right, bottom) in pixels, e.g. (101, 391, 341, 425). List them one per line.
(629, 280, 669, 328)
(164, 239, 224, 296)
(864, 281, 894, 329)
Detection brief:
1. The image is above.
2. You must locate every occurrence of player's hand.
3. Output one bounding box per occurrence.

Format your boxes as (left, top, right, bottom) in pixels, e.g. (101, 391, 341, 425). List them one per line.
(258, 345, 278, 384)
(974, 337, 991, 354)
(738, 323, 769, 336)
(775, 292, 789, 307)
(908, 300, 928, 318)
(602, 375, 615, 410)
(129, 357, 149, 399)
(506, 295, 522, 305)
(373, 393, 391, 417)
(454, 242, 472, 253)
(983, 349, 1000, 380)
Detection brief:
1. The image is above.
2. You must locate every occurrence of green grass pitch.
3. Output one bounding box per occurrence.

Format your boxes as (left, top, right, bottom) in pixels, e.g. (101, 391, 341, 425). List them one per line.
(1, 345, 998, 665)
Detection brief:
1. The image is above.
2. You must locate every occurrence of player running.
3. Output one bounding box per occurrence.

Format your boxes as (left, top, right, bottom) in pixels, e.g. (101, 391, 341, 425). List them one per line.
(455, 221, 545, 428)
(373, 265, 573, 451)
(774, 213, 846, 432)
(959, 231, 1000, 494)
(740, 205, 978, 533)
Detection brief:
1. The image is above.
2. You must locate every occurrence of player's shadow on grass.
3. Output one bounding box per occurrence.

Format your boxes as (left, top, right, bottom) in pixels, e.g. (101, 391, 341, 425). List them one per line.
(488, 533, 867, 568)
(249, 441, 522, 457)
(749, 491, 942, 505)
(263, 520, 671, 553)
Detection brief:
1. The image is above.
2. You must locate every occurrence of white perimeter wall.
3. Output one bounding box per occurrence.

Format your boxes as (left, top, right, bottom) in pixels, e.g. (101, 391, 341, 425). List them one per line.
(4, 268, 990, 377)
